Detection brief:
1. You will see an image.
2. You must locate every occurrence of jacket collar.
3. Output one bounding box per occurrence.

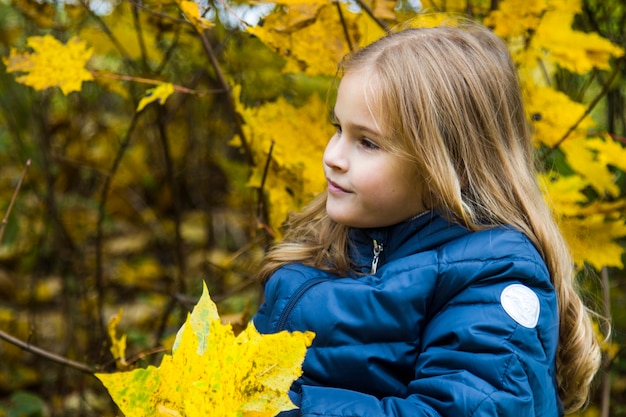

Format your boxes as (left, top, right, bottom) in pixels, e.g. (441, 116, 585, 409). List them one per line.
(348, 211, 469, 275)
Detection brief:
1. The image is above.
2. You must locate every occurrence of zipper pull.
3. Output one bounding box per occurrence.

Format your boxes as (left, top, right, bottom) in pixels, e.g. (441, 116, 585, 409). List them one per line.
(370, 239, 384, 274)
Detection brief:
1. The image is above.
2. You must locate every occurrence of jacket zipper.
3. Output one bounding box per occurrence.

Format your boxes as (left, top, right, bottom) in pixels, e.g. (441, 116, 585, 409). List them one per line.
(275, 277, 328, 331)
(370, 239, 384, 274)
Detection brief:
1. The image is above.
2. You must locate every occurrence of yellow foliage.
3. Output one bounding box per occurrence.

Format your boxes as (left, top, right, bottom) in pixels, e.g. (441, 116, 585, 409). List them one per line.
(533, 11, 624, 74)
(560, 135, 622, 197)
(232, 88, 333, 235)
(97, 283, 314, 417)
(370, 0, 397, 21)
(3, 35, 93, 95)
(249, 2, 359, 76)
(522, 83, 594, 148)
(558, 214, 626, 271)
(137, 83, 176, 112)
(485, 0, 547, 39)
(541, 174, 626, 269)
(486, 0, 624, 74)
(586, 133, 626, 173)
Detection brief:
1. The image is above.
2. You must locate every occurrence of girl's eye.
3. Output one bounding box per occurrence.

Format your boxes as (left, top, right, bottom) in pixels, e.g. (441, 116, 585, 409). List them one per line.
(360, 138, 380, 150)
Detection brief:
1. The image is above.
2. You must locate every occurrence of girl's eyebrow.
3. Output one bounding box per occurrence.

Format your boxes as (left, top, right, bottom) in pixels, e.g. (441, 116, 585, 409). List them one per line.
(331, 109, 381, 137)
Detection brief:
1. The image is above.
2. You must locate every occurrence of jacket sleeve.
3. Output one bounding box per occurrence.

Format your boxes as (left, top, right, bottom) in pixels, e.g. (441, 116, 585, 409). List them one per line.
(287, 260, 560, 417)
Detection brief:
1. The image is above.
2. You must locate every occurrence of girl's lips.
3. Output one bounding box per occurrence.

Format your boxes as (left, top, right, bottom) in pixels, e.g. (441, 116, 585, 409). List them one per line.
(327, 178, 349, 194)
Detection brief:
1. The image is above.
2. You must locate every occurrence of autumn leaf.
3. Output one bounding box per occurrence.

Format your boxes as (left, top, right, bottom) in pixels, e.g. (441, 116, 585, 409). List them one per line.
(96, 283, 314, 417)
(107, 309, 130, 371)
(137, 83, 176, 112)
(177, 0, 214, 33)
(3, 35, 93, 95)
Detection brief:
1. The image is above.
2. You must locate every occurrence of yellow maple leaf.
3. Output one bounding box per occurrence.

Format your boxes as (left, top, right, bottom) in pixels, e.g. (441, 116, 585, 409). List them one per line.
(3, 35, 94, 95)
(177, 0, 214, 33)
(137, 83, 176, 112)
(97, 283, 314, 417)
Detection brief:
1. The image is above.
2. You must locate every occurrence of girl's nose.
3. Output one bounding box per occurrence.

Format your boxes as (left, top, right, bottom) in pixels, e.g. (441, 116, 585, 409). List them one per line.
(323, 134, 349, 171)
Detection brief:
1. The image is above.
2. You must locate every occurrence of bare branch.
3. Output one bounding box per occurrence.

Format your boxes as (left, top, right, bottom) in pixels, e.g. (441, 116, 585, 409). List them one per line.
(0, 159, 31, 244)
(0, 329, 96, 374)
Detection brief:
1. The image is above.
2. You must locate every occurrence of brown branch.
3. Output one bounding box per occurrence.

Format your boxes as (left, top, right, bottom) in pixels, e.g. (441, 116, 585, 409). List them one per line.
(0, 330, 96, 374)
(196, 27, 255, 166)
(80, 0, 140, 74)
(0, 159, 30, 244)
(257, 140, 274, 220)
(95, 113, 140, 336)
(335, 1, 355, 52)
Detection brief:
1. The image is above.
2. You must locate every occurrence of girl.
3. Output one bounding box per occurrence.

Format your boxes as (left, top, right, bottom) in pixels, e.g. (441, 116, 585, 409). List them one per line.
(252, 22, 601, 416)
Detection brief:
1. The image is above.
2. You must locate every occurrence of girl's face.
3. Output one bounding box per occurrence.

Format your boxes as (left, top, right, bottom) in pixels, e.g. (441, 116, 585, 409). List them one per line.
(323, 71, 426, 228)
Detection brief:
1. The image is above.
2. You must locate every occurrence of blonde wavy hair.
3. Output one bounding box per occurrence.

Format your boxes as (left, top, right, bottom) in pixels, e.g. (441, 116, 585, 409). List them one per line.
(256, 22, 601, 413)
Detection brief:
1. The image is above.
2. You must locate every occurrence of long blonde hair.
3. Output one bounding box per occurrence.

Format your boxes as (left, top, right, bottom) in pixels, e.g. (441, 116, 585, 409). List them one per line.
(256, 22, 601, 413)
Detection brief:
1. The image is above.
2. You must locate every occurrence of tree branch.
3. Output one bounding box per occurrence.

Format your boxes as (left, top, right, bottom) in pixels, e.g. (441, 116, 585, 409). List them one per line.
(0, 330, 96, 374)
(0, 159, 30, 244)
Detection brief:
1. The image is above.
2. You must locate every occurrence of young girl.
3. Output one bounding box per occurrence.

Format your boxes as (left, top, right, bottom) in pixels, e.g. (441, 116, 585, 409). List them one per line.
(252, 22, 601, 416)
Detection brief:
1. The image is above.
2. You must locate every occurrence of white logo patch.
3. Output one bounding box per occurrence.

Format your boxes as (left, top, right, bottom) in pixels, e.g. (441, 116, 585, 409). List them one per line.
(500, 284, 540, 328)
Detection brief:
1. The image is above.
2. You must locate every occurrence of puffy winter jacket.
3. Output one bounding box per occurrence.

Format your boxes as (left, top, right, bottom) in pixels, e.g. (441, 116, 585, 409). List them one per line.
(253, 211, 562, 417)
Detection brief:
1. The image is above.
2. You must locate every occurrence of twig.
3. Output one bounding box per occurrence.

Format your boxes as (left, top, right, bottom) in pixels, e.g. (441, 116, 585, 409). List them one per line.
(90, 71, 224, 95)
(335, 2, 354, 52)
(257, 140, 275, 220)
(0, 159, 31, 244)
(196, 27, 255, 166)
(95, 114, 140, 336)
(0, 330, 96, 374)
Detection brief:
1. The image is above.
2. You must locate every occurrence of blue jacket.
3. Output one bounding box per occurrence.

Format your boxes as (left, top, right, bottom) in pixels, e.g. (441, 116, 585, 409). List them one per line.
(253, 212, 561, 416)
